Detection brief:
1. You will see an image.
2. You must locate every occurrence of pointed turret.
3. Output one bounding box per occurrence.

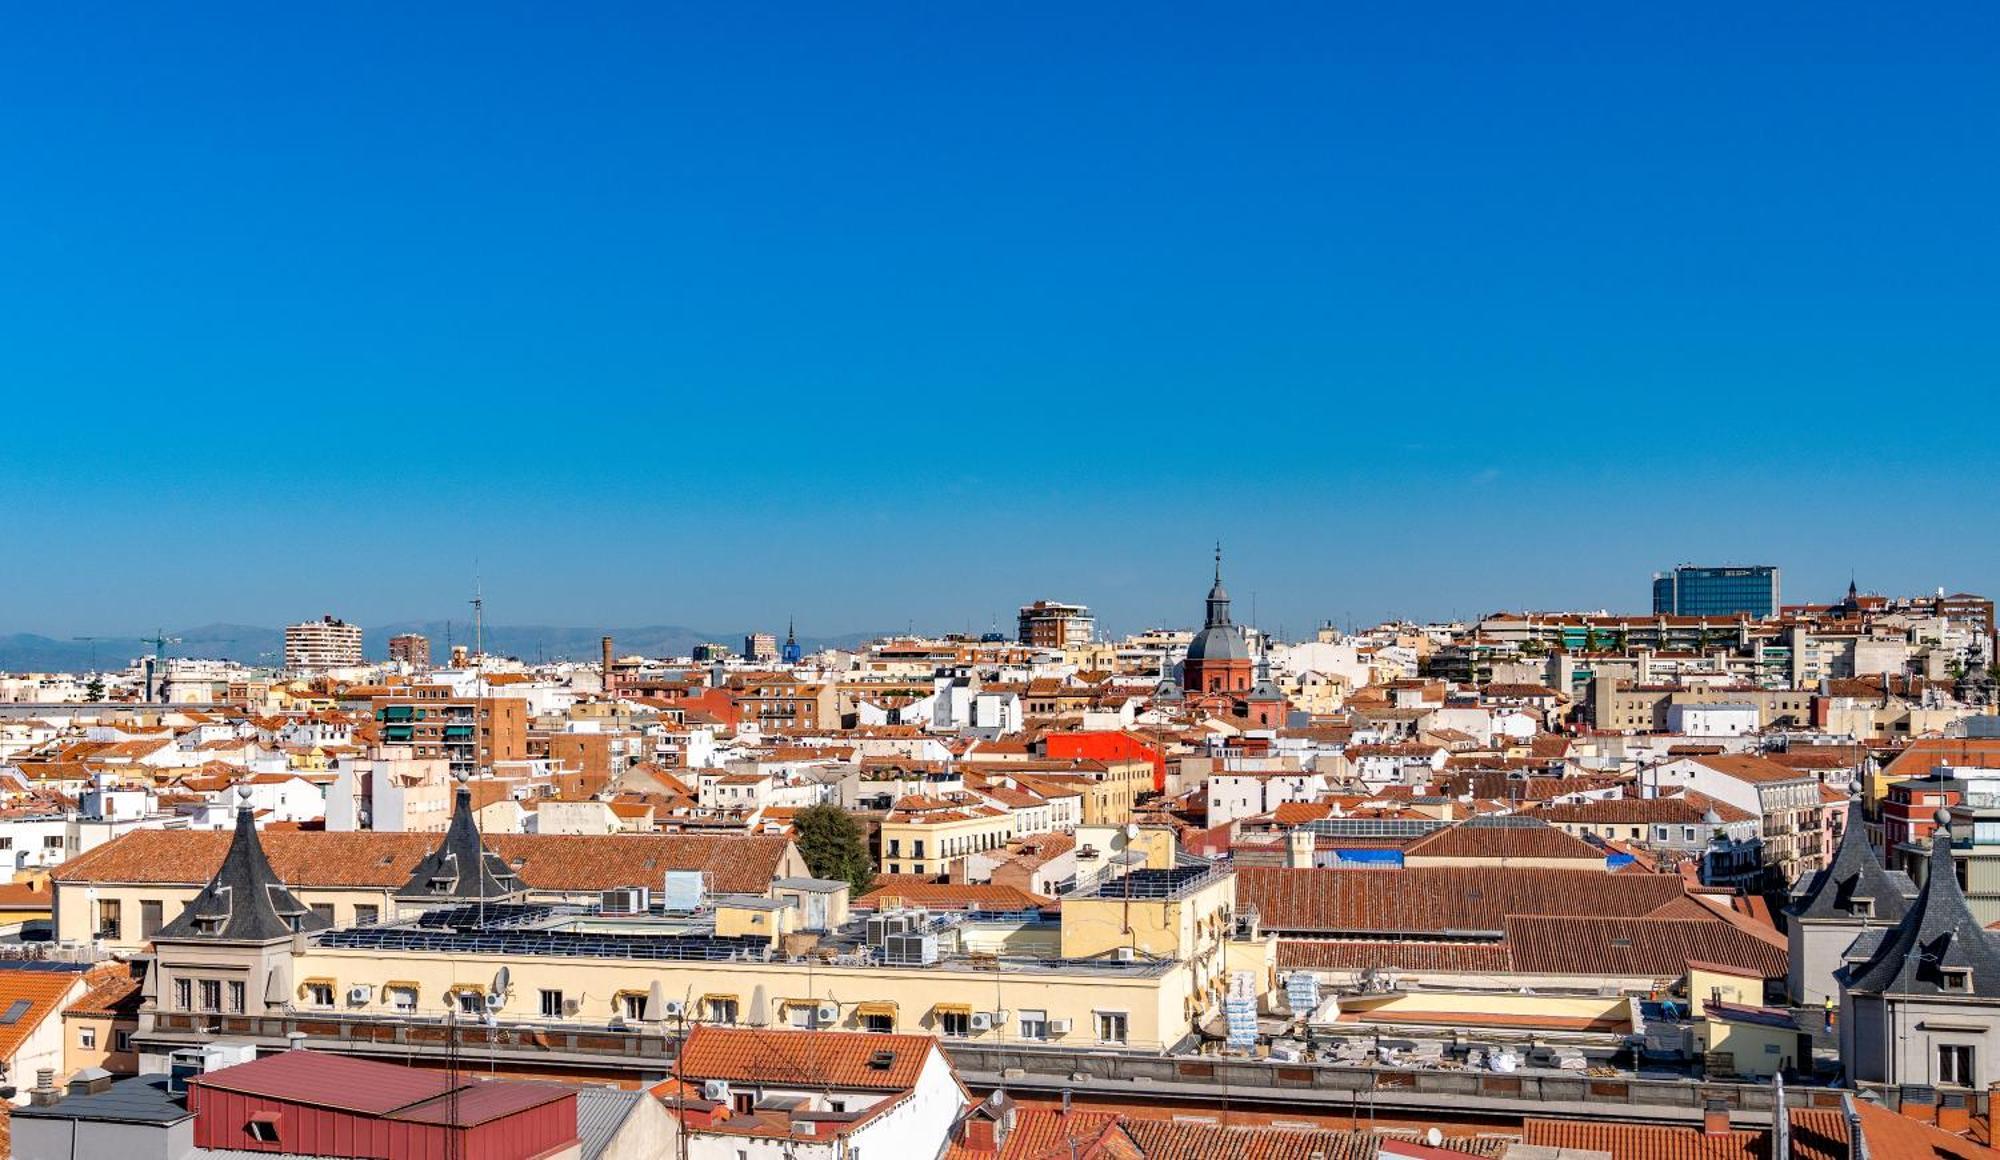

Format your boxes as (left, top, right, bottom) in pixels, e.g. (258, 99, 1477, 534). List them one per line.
(1791, 794, 1916, 924)
(395, 774, 523, 906)
(1205, 543, 1232, 628)
(1846, 809, 2000, 997)
(155, 786, 327, 943)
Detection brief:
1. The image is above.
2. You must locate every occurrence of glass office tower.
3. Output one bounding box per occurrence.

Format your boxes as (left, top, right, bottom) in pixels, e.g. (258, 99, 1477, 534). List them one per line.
(1652, 565, 1780, 618)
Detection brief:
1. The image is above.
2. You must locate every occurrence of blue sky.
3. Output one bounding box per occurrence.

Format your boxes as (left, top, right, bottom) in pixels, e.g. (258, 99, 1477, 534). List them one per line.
(2, 3, 1996, 639)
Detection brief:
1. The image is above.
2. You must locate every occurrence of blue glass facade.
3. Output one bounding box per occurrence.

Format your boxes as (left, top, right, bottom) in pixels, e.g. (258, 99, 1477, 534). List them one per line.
(1652, 565, 1780, 618)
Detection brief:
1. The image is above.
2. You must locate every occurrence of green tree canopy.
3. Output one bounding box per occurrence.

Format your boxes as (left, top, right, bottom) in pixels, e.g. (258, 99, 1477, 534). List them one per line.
(792, 803, 874, 895)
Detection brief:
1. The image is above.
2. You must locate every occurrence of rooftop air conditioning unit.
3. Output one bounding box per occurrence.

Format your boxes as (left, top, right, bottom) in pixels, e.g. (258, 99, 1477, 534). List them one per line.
(882, 932, 939, 966)
(563, 998, 581, 1016)
(702, 1079, 732, 1102)
(1047, 1018, 1073, 1035)
(347, 985, 373, 1006)
(816, 1003, 840, 1024)
(662, 1000, 685, 1018)
(601, 886, 649, 914)
(970, 1012, 993, 1032)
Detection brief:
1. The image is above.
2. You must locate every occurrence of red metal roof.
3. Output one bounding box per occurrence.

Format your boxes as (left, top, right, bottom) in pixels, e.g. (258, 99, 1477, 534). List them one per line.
(191, 1050, 454, 1114)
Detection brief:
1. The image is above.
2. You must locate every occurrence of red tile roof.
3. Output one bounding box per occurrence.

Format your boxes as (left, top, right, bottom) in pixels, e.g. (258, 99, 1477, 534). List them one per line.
(1236, 866, 1689, 936)
(676, 1026, 943, 1092)
(54, 829, 796, 895)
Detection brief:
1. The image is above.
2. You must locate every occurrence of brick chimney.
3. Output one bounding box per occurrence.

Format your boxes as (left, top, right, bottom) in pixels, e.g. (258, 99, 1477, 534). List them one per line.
(1702, 1098, 1732, 1135)
(962, 1119, 997, 1152)
(1937, 1090, 1971, 1133)
(602, 636, 616, 695)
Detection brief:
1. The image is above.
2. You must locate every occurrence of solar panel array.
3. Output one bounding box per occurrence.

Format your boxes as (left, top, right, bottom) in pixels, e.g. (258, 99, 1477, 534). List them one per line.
(1301, 818, 1444, 838)
(316, 926, 773, 962)
(412, 903, 559, 931)
(1087, 865, 1218, 899)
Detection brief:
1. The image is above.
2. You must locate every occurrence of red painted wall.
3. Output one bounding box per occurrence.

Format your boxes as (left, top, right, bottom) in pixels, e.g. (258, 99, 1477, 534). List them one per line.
(1044, 731, 1166, 793)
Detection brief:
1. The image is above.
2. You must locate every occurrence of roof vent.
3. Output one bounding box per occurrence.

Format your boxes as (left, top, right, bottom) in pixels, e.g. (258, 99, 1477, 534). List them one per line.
(867, 1050, 896, 1070)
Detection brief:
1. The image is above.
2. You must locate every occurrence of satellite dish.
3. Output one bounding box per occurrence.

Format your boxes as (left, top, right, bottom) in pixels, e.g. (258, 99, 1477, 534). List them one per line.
(1124, 822, 1141, 841)
(491, 966, 511, 997)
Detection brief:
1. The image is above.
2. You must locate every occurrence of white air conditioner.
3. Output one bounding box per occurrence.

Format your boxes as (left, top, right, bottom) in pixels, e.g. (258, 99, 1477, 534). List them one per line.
(969, 1012, 993, 1032)
(815, 1003, 840, 1024)
(662, 1000, 685, 1018)
(486, 991, 505, 1011)
(1114, 947, 1137, 962)
(1048, 1018, 1073, 1035)
(991, 1009, 1011, 1025)
(347, 986, 373, 1006)
(563, 998, 581, 1016)
(702, 1079, 732, 1102)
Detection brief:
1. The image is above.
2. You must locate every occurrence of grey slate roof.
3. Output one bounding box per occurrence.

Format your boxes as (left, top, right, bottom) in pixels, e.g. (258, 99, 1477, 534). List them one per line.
(154, 800, 328, 944)
(395, 783, 524, 904)
(1790, 800, 1917, 923)
(1188, 555, 1251, 663)
(11, 1074, 192, 1125)
(1845, 820, 2000, 998)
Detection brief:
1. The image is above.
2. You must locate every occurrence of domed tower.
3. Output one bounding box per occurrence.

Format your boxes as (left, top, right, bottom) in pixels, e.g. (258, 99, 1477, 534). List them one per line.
(1183, 546, 1254, 696)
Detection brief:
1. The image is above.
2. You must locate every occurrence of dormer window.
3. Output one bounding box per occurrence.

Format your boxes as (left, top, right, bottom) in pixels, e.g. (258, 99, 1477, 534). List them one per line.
(1943, 968, 1972, 992)
(1850, 897, 1874, 918)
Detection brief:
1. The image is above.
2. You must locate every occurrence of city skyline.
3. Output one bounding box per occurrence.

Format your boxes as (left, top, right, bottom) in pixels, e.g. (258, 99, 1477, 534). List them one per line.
(5, 4, 1998, 635)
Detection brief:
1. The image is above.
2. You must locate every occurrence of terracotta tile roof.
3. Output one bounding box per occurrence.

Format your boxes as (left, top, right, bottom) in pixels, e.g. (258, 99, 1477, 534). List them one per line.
(1277, 939, 1511, 973)
(1403, 817, 1604, 862)
(1505, 916, 1788, 979)
(1682, 754, 1815, 786)
(857, 878, 1052, 911)
(63, 961, 143, 1019)
(0, 967, 84, 1061)
(54, 829, 795, 895)
(1521, 1117, 1761, 1160)
(676, 1025, 941, 1092)
(1236, 866, 1689, 936)
(1536, 792, 1754, 826)
(950, 1110, 1508, 1160)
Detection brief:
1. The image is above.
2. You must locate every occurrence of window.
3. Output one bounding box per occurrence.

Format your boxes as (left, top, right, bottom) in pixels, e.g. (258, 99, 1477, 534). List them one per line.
(115, 1030, 132, 1053)
(141, 900, 164, 938)
(306, 983, 334, 1008)
(79, 1026, 96, 1049)
(1095, 1011, 1128, 1044)
(96, 899, 121, 940)
(44, 835, 63, 850)
(353, 904, 379, 927)
(246, 1114, 282, 1143)
(938, 1010, 971, 1037)
(174, 979, 192, 1011)
(863, 1012, 894, 1034)
(1940, 1044, 1976, 1087)
(1683, 826, 1698, 843)
(228, 981, 246, 1013)
(705, 997, 739, 1024)
(539, 989, 565, 1018)
(199, 980, 222, 1012)
(913, 840, 925, 858)
(310, 904, 336, 926)
(455, 990, 485, 1015)
(1019, 1009, 1049, 1040)
(621, 993, 646, 1021)
(386, 986, 417, 1013)
(1943, 968, 1972, 993)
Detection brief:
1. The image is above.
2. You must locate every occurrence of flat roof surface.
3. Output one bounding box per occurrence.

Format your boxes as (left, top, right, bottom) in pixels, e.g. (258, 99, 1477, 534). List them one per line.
(12, 1074, 192, 1125)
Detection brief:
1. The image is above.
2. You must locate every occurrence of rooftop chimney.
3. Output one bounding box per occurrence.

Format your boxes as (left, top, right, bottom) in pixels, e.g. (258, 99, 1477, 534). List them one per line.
(30, 1068, 59, 1107)
(1702, 1098, 1732, 1136)
(602, 636, 616, 695)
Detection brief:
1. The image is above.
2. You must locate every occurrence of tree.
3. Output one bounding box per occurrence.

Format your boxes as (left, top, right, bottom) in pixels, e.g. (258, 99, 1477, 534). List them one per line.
(793, 803, 874, 895)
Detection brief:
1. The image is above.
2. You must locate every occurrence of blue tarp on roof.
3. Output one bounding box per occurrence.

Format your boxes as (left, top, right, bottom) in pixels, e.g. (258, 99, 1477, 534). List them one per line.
(1328, 849, 1403, 866)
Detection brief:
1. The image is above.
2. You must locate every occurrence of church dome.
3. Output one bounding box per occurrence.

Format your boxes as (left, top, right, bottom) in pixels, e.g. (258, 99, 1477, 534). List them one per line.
(1187, 623, 1251, 663)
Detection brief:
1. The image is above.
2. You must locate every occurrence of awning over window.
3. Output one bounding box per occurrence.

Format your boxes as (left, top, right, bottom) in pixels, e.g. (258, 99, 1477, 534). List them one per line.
(855, 1001, 897, 1018)
(701, 993, 739, 1005)
(384, 981, 421, 993)
(779, 997, 825, 1010)
(932, 1002, 973, 1017)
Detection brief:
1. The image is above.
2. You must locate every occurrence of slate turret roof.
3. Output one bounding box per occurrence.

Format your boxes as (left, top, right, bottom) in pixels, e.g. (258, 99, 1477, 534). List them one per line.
(1845, 811, 2000, 998)
(154, 788, 328, 944)
(1790, 797, 1916, 923)
(395, 778, 524, 905)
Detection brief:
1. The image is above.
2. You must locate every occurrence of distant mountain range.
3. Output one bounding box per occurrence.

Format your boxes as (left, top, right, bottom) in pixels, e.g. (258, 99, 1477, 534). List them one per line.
(0, 622, 893, 672)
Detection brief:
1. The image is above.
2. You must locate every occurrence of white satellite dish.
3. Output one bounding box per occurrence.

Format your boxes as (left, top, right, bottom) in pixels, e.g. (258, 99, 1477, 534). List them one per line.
(491, 966, 511, 997)
(1124, 822, 1140, 841)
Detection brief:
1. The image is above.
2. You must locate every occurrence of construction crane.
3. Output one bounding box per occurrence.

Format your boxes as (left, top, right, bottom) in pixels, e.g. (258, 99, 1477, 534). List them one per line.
(70, 637, 108, 672)
(137, 630, 181, 703)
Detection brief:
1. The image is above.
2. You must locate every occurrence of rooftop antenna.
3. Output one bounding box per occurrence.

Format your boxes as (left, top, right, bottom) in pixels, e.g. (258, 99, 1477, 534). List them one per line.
(469, 578, 484, 662)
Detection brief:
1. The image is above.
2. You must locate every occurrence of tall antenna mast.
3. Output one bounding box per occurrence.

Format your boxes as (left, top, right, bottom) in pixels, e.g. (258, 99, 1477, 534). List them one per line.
(470, 579, 484, 662)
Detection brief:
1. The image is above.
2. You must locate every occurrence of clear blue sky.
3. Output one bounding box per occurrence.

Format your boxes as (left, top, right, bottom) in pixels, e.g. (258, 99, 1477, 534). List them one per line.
(2, 3, 1996, 639)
